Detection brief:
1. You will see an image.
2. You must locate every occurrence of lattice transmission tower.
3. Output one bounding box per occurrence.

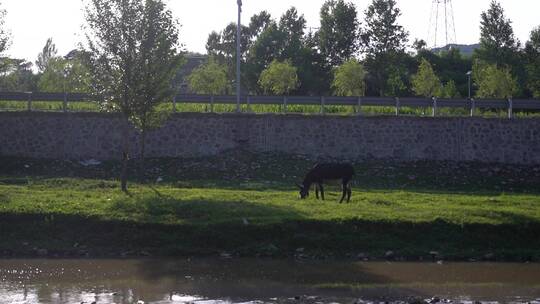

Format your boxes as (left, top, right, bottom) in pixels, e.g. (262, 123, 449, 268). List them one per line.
(427, 0, 457, 48)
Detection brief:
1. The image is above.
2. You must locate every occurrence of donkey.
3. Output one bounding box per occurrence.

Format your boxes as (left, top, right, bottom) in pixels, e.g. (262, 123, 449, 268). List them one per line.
(297, 163, 355, 203)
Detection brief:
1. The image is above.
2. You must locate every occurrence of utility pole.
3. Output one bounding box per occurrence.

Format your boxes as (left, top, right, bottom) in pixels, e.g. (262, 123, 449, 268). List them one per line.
(466, 71, 472, 99)
(236, 0, 242, 112)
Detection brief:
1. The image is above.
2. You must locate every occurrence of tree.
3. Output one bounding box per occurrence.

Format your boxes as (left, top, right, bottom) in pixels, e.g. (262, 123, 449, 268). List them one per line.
(318, 0, 359, 66)
(258, 60, 299, 95)
(0, 58, 38, 91)
(416, 47, 472, 98)
(85, 0, 183, 192)
(0, 3, 9, 55)
(245, 23, 285, 93)
(279, 7, 306, 60)
(207, 13, 272, 92)
(188, 58, 228, 95)
(412, 59, 441, 97)
(413, 39, 427, 53)
(332, 59, 366, 96)
(475, 0, 519, 66)
(0, 3, 11, 76)
(248, 11, 273, 38)
(441, 80, 461, 98)
(36, 38, 58, 73)
(246, 7, 327, 95)
(362, 0, 409, 96)
(385, 63, 408, 97)
(525, 26, 540, 98)
(37, 53, 91, 93)
(473, 61, 518, 99)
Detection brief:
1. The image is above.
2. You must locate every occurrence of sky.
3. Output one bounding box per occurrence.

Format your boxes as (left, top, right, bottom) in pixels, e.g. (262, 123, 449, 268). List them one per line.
(2, 0, 539, 63)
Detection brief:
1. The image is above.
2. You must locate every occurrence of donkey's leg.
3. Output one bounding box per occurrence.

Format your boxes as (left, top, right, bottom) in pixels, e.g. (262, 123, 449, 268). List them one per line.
(319, 183, 325, 201)
(339, 182, 347, 204)
(346, 183, 352, 203)
(315, 184, 320, 200)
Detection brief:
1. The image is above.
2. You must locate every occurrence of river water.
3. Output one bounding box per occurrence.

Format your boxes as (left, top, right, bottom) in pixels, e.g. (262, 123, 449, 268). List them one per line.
(1, 259, 539, 304)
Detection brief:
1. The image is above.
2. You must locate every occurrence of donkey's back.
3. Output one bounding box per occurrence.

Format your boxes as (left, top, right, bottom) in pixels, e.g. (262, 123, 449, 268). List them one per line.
(309, 163, 355, 181)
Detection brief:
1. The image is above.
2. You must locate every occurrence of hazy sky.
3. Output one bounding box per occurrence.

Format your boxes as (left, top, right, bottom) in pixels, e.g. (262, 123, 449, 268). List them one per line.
(2, 0, 539, 63)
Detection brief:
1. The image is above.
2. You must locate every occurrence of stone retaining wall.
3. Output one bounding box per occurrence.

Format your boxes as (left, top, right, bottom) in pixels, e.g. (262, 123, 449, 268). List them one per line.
(1, 112, 539, 164)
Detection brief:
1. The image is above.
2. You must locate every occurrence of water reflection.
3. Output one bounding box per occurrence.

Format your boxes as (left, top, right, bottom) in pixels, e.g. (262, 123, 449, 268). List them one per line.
(1, 259, 540, 304)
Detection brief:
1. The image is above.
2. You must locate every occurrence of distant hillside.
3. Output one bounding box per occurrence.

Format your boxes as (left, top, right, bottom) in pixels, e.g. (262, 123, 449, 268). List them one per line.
(431, 44, 480, 57)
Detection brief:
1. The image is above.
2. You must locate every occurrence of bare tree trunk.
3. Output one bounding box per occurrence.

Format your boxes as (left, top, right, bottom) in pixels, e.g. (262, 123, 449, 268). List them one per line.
(120, 115, 130, 193)
(139, 128, 146, 182)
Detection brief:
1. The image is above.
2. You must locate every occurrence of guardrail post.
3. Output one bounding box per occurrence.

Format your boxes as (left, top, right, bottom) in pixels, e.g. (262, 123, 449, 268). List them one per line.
(172, 95, 177, 113)
(320, 96, 325, 115)
(210, 95, 215, 113)
(508, 98, 513, 119)
(283, 96, 288, 113)
(432, 97, 437, 117)
(395, 97, 400, 116)
(27, 92, 32, 112)
(63, 93, 68, 113)
(470, 98, 475, 117)
(356, 97, 362, 116)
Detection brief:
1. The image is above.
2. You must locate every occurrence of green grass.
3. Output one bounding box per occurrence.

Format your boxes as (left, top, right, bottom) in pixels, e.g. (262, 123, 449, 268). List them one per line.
(2, 179, 538, 225)
(1, 99, 536, 117)
(0, 100, 101, 112)
(1, 153, 540, 260)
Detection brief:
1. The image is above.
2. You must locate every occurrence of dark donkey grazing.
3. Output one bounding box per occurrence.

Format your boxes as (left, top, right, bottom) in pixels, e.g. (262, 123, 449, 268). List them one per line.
(297, 163, 355, 203)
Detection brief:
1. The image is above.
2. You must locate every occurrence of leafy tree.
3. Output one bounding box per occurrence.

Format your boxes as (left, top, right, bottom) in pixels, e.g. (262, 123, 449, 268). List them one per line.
(0, 3, 9, 54)
(293, 44, 330, 95)
(318, 0, 359, 66)
(441, 80, 461, 98)
(0, 3, 11, 76)
(37, 56, 91, 93)
(248, 11, 273, 38)
(85, 0, 183, 192)
(362, 0, 409, 96)
(416, 48, 472, 98)
(278, 7, 326, 95)
(279, 7, 306, 59)
(475, 0, 519, 66)
(188, 58, 228, 95)
(473, 61, 518, 99)
(525, 26, 540, 98)
(245, 7, 322, 95)
(412, 59, 441, 97)
(0, 58, 38, 91)
(258, 60, 299, 95)
(332, 59, 365, 96)
(413, 39, 427, 53)
(385, 63, 408, 97)
(245, 23, 285, 93)
(207, 13, 272, 92)
(206, 23, 251, 60)
(36, 38, 58, 73)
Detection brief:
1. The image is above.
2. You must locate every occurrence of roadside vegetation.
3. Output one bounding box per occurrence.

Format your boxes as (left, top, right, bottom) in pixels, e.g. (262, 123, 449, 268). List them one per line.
(1, 152, 539, 261)
(0, 99, 533, 118)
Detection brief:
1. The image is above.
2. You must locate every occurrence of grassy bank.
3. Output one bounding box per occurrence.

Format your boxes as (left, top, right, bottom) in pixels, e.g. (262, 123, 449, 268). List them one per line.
(1, 152, 540, 261)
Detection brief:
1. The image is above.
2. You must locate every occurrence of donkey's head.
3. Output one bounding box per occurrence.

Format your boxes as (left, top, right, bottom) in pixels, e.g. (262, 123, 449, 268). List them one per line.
(296, 183, 309, 199)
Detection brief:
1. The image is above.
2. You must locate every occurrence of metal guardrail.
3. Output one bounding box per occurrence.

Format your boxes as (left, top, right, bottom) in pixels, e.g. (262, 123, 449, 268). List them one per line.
(1, 92, 540, 118)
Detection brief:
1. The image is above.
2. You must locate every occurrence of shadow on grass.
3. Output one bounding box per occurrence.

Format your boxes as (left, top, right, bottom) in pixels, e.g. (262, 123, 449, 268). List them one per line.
(107, 192, 307, 225)
(1, 206, 539, 261)
(2, 154, 540, 195)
